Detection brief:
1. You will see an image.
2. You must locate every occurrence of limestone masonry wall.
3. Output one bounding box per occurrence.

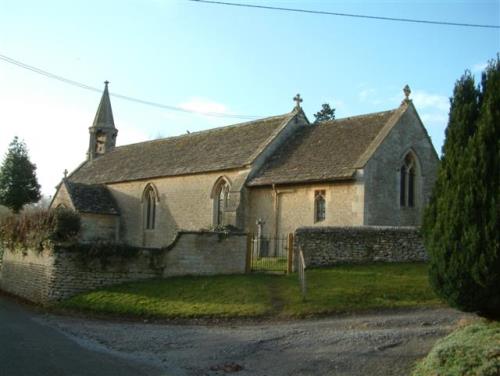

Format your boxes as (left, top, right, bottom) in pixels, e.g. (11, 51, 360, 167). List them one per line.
(295, 226, 426, 267)
(0, 231, 247, 304)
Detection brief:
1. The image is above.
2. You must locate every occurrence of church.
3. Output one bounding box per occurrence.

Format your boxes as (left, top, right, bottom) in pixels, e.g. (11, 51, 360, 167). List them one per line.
(51, 83, 439, 248)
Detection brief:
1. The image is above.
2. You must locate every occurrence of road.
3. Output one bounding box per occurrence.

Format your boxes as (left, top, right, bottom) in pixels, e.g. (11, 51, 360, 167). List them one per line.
(0, 296, 164, 376)
(0, 295, 472, 376)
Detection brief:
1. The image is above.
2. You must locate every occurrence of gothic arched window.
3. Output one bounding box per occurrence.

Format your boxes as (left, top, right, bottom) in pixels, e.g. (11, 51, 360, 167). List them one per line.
(400, 153, 417, 208)
(144, 185, 157, 230)
(314, 190, 326, 222)
(213, 179, 229, 226)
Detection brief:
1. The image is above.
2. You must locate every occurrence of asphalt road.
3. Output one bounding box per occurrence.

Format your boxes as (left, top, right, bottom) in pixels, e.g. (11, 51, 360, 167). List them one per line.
(0, 296, 164, 376)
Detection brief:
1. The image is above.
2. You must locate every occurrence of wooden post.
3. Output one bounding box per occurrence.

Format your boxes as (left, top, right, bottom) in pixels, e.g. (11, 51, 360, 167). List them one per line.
(287, 233, 294, 274)
(246, 233, 253, 273)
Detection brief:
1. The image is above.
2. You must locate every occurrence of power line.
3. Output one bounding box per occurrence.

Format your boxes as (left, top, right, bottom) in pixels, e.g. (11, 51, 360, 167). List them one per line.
(0, 53, 261, 120)
(189, 0, 500, 29)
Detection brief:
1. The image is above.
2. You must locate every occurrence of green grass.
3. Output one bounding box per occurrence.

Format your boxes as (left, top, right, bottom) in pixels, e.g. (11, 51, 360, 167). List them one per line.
(412, 320, 500, 376)
(59, 263, 443, 319)
(251, 257, 288, 272)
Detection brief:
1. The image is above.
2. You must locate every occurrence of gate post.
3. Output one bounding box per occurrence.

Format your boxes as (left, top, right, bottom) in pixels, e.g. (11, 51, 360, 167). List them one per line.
(246, 233, 253, 273)
(287, 233, 294, 274)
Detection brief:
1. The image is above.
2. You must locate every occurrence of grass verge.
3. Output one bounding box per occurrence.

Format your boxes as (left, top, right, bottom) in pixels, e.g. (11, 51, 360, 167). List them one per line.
(412, 320, 500, 376)
(59, 263, 442, 319)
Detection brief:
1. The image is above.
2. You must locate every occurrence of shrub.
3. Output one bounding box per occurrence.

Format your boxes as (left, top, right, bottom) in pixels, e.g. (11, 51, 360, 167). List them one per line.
(0, 207, 81, 251)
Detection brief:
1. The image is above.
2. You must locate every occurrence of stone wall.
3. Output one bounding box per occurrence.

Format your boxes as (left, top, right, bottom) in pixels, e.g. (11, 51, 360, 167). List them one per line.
(294, 226, 426, 268)
(363, 105, 439, 226)
(163, 232, 247, 277)
(247, 181, 364, 237)
(0, 231, 247, 304)
(106, 169, 249, 248)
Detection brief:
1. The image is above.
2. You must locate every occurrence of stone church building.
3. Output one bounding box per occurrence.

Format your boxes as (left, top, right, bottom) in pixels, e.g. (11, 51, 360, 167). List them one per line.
(51, 83, 439, 248)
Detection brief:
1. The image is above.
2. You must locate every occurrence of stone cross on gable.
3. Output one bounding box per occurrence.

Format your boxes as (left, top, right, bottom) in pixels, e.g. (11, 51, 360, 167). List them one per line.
(401, 85, 412, 105)
(293, 93, 303, 109)
(63, 169, 68, 179)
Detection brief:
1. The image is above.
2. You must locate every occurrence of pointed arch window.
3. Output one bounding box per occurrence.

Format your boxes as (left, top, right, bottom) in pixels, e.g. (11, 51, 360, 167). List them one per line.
(213, 179, 230, 226)
(400, 153, 417, 208)
(314, 190, 326, 222)
(144, 185, 157, 230)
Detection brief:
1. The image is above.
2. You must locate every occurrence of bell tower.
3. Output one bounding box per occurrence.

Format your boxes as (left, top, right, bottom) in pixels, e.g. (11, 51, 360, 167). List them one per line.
(88, 81, 118, 161)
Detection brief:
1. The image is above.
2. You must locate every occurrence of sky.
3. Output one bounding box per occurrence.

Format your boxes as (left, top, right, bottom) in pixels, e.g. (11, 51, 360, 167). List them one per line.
(0, 0, 499, 197)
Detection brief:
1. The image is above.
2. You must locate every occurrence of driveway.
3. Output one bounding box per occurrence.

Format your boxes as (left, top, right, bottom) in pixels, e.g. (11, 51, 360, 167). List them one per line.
(37, 304, 471, 376)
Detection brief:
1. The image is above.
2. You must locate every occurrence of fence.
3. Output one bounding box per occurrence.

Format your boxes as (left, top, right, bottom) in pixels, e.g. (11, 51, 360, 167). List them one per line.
(247, 233, 293, 273)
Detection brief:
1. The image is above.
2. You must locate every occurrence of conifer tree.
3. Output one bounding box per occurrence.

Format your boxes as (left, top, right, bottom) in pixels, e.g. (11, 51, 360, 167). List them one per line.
(313, 103, 335, 123)
(0, 137, 41, 213)
(423, 57, 500, 317)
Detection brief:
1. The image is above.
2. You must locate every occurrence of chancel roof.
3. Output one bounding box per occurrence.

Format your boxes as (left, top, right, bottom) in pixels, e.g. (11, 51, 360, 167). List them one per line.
(247, 107, 404, 186)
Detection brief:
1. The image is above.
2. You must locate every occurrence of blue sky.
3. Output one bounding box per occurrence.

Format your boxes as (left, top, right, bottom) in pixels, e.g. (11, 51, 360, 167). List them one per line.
(0, 0, 499, 196)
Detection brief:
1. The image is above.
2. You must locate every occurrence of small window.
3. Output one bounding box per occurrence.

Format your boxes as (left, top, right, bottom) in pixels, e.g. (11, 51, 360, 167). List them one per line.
(314, 190, 326, 222)
(144, 186, 156, 229)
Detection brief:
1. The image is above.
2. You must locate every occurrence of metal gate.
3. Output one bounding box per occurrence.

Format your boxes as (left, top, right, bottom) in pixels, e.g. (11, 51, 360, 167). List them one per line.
(247, 234, 293, 273)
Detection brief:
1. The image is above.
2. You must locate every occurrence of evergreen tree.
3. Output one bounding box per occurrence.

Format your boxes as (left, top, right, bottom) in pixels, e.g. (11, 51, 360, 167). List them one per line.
(0, 137, 41, 213)
(313, 103, 335, 123)
(423, 57, 500, 318)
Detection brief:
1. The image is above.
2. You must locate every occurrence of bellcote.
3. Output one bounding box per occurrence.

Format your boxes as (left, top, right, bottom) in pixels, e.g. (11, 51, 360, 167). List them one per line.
(87, 81, 118, 161)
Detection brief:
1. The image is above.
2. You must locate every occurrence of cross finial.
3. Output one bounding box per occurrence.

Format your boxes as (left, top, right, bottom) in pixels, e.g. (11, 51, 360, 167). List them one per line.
(63, 169, 68, 179)
(402, 84, 411, 105)
(293, 93, 303, 109)
(104, 80, 109, 87)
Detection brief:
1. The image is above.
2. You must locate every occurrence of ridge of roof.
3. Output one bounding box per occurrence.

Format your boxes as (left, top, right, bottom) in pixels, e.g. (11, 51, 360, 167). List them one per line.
(111, 111, 294, 151)
(319, 108, 398, 126)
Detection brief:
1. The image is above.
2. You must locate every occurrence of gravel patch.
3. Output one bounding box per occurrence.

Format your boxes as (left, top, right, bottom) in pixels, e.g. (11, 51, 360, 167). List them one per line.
(39, 308, 473, 376)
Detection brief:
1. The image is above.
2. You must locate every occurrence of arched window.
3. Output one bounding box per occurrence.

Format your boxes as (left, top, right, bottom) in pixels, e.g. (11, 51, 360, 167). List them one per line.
(400, 153, 417, 208)
(213, 178, 229, 226)
(314, 190, 326, 222)
(143, 185, 157, 230)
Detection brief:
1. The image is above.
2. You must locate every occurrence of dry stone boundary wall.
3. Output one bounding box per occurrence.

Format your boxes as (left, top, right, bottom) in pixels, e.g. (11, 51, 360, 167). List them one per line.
(0, 231, 247, 304)
(294, 226, 427, 268)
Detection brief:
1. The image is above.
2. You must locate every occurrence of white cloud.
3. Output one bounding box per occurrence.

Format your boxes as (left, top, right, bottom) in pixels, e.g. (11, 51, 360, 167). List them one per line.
(472, 62, 488, 73)
(358, 88, 376, 102)
(411, 90, 449, 113)
(178, 97, 230, 115)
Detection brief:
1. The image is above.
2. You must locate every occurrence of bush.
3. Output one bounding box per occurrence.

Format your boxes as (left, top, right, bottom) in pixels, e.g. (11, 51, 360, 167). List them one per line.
(0, 207, 81, 251)
(412, 320, 500, 376)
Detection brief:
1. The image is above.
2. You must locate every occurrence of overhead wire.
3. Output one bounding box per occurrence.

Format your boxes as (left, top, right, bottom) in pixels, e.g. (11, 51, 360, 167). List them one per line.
(188, 0, 500, 29)
(0, 53, 261, 120)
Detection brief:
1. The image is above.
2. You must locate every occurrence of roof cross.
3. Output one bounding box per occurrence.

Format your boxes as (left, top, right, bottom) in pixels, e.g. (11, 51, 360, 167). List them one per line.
(402, 85, 412, 105)
(293, 93, 303, 109)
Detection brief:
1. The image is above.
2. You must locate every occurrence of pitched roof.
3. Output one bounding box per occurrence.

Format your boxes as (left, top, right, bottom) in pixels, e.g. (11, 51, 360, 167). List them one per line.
(247, 107, 405, 186)
(65, 181, 120, 215)
(69, 112, 295, 184)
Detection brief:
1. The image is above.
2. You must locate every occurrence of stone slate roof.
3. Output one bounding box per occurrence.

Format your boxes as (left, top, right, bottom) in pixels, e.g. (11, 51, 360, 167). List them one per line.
(247, 108, 402, 186)
(69, 113, 294, 184)
(65, 181, 120, 215)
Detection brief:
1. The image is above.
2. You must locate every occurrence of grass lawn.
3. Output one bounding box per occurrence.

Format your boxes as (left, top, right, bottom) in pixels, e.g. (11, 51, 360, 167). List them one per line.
(59, 263, 443, 319)
(412, 320, 500, 376)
